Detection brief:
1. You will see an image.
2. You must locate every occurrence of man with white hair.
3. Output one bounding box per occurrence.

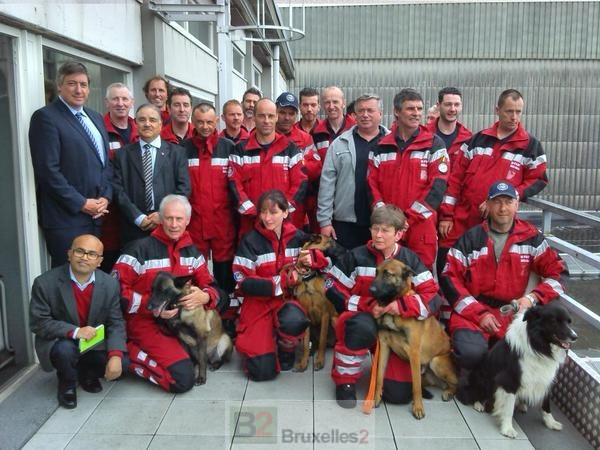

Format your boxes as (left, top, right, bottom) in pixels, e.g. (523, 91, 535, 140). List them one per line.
(113, 195, 228, 393)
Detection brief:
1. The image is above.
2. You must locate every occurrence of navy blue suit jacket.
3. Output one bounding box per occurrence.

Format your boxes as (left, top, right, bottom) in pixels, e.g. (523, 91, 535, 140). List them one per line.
(29, 99, 112, 229)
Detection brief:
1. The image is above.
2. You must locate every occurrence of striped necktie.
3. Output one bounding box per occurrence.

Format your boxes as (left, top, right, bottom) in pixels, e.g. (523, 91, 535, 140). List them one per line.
(142, 144, 154, 211)
(75, 112, 104, 165)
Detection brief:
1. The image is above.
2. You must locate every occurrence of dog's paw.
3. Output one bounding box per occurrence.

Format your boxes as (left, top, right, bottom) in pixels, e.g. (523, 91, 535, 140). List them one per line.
(293, 362, 308, 373)
(412, 403, 426, 420)
(195, 378, 206, 386)
(313, 359, 325, 371)
(441, 389, 455, 402)
(500, 423, 518, 439)
(473, 401, 485, 412)
(542, 412, 563, 431)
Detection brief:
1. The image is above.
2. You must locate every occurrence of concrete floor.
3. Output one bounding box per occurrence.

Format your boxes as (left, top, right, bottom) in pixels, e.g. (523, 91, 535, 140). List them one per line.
(16, 349, 593, 450)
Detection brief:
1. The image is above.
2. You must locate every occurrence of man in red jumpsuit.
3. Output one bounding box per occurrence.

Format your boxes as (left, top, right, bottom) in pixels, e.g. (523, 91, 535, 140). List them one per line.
(160, 87, 193, 144)
(438, 89, 548, 254)
(182, 102, 238, 336)
(228, 98, 307, 239)
(368, 89, 449, 270)
(113, 195, 226, 392)
(101, 83, 139, 271)
(440, 181, 567, 371)
(275, 91, 320, 230)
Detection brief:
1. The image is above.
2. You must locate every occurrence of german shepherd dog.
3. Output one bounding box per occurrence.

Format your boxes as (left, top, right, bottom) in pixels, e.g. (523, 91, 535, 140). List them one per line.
(285, 234, 346, 372)
(147, 272, 233, 385)
(369, 259, 458, 419)
(457, 302, 577, 438)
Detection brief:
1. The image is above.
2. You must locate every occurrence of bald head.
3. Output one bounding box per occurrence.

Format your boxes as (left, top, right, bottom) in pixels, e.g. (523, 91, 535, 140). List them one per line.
(322, 86, 346, 122)
(68, 234, 104, 278)
(254, 99, 277, 141)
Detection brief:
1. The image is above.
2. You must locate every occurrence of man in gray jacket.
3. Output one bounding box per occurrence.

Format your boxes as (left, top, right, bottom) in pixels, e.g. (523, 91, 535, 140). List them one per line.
(30, 234, 127, 409)
(317, 94, 389, 249)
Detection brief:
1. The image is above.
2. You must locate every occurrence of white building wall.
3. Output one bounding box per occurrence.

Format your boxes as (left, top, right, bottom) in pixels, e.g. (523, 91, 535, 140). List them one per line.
(0, 1, 143, 64)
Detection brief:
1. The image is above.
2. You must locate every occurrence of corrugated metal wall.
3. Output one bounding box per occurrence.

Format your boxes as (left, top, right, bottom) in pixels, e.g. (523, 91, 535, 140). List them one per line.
(283, 2, 600, 210)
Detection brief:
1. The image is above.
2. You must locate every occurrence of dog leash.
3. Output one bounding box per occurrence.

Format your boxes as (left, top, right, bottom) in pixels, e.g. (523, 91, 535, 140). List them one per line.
(363, 338, 380, 414)
(500, 300, 520, 316)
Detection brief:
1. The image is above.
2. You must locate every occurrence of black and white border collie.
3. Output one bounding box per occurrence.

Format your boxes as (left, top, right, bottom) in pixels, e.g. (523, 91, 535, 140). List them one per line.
(457, 302, 577, 438)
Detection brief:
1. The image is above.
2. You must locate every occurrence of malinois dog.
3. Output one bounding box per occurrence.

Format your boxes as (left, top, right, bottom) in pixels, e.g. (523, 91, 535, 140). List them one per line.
(284, 234, 346, 372)
(148, 271, 233, 385)
(369, 259, 457, 419)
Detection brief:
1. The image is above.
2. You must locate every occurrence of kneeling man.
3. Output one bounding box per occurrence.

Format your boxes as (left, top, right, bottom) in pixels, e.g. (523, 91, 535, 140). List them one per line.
(30, 234, 127, 409)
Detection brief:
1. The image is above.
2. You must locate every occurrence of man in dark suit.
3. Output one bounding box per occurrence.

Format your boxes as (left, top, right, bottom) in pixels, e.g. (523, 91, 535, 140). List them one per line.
(29, 61, 112, 268)
(112, 103, 191, 245)
(29, 234, 128, 409)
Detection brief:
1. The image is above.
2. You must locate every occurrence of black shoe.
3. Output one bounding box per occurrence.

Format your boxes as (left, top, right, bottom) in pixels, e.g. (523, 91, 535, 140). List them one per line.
(278, 351, 295, 371)
(79, 377, 103, 393)
(57, 385, 77, 409)
(335, 383, 357, 409)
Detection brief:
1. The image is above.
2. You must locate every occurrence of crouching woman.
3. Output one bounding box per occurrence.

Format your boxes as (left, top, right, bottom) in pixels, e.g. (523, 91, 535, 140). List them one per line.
(233, 189, 329, 380)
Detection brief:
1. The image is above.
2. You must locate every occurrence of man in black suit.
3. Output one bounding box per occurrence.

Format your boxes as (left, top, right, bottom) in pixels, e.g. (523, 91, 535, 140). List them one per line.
(29, 61, 112, 268)
(112, 103, 191, 245)
(30, 234, 128, 409)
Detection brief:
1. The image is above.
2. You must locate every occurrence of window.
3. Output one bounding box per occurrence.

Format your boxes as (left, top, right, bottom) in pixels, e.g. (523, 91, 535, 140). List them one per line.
(187, 21, 214, 50)
(233, 46, 244, 76)
(253, 67, 262, 90)
(42, 47, 126, 112)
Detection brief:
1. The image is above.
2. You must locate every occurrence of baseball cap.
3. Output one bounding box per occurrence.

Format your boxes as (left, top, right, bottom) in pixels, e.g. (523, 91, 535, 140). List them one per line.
(488, 181, 519, 200)
(275, 92, 299, 111)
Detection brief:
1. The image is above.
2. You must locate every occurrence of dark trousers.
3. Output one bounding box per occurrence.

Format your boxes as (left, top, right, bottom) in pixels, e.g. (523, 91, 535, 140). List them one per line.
(332, 220, 371, 251)
(50, 339, 128, 387)
(44, 225, 101, 268)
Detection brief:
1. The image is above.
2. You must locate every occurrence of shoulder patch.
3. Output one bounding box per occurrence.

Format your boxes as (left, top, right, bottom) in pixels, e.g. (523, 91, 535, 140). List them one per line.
(324, 277, 334, 289)
(227, 165, 234, 177)
(234, 271, 244, 282)
(111, 270, 119, 280)
(313, 153, 321, 161)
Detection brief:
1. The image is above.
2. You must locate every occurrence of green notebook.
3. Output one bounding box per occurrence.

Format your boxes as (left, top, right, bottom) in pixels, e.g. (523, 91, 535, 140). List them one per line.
(79, 324, 105, 353)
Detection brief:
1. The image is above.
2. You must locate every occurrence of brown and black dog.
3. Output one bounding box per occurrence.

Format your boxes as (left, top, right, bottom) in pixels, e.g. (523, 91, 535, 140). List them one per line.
(369, 259, 458, 419)
(284, 234, 346, 372)
(148, 272, 233, 385)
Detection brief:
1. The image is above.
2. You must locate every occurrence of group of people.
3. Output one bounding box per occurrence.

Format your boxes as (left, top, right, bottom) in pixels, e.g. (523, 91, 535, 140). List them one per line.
(28, 60, 567, 412)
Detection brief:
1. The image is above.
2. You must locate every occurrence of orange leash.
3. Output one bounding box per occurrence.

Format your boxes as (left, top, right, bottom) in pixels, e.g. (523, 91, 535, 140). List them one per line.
(362, 338, 379, 414)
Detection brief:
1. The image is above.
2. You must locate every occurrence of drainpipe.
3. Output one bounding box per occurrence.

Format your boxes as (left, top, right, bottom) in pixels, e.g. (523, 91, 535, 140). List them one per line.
(272, 44, 280, 96)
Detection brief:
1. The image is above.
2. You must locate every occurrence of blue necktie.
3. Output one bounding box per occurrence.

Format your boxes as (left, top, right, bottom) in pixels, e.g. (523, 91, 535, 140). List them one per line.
(75, 112, 104, 165)
(143, 144, 154, 211)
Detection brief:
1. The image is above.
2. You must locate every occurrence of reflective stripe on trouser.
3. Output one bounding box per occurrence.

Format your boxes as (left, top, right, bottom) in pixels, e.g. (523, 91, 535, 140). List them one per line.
(331, 311, 412, 385)
(127, 341, 174, 391)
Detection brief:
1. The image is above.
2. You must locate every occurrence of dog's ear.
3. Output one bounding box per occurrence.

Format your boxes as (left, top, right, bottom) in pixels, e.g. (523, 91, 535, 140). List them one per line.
(174, 275, 193, 289)
(402, 266, 415, 280)
(523, 304, 540, 322)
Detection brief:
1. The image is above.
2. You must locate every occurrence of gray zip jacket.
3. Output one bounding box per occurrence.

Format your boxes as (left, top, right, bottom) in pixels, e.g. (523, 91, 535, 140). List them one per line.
(317, 125, 390, 227)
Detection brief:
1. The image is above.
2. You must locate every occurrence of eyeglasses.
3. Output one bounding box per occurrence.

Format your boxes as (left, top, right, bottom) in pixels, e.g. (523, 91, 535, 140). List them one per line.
(71, 248, 102, 260)
(370, 226, 397, 235)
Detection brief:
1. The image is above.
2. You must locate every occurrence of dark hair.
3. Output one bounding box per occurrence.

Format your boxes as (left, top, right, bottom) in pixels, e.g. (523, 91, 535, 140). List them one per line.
(497, 89, 523, 108)
(192, 102, 216, 115)
(56, 61, 89, 86)
(257, 189, 289, 212)
(438, 87, 462, 103)
(222, 99, 242, 114)
(393, 89, 423, 110)
(135, 103, 162, 120)
(143, 75, 170, 95)
(299, 87, 319, 102)
(346, 100, 355, 115)
(168, 87, 192, 106)
(243, 87, 262, 101)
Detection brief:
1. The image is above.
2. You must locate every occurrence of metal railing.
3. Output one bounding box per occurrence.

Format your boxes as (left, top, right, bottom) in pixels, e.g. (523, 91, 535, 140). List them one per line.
(525, 197, 600, 330)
